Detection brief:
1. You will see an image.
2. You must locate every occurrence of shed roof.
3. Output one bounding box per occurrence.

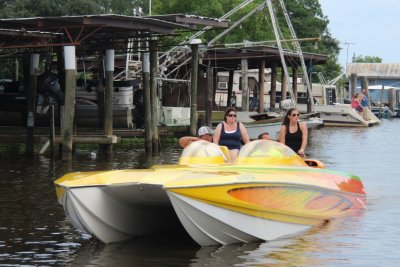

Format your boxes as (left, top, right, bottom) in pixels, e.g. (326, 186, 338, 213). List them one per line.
(0, 14, 228, 49)
(346, 63, 400, 78)
(144, 14, 229, 29)
(201, 45, 328, 70)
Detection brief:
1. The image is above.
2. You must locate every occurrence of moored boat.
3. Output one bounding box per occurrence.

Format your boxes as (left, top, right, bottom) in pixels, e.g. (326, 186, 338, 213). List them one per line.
(312, 104, 380, 127)
(54, 140, 366, 246)
(244, 115, 323, 140)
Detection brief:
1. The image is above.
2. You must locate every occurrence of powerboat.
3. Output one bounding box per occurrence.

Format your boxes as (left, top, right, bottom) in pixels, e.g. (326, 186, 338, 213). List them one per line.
(54, 140, 366, 246)
(313, 104, 380, 127)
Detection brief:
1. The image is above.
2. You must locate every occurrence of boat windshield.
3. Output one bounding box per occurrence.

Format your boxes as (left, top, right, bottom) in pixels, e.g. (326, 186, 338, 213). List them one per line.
(237, 140, 307, 166)
(179, 140, 227, 165)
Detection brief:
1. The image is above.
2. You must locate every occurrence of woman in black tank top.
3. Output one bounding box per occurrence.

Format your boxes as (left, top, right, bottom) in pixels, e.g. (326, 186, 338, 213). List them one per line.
(278, 108, 308, 157)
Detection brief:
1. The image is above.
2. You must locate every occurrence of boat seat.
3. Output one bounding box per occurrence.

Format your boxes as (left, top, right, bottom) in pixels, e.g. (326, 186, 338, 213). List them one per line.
(218, 145, 230, 162)
(304, 159, 325, 168)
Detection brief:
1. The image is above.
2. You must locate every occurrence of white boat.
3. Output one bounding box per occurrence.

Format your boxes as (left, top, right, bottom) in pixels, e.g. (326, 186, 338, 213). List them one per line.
(312, 104, 380, 127)
(75, 79, 138, 128)
(243, 115, 323, 140)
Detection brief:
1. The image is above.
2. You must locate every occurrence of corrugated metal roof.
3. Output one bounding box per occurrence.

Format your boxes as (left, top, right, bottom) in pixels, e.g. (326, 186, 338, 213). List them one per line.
(0, 14, 226, 49)
(346, 63, 400, 78)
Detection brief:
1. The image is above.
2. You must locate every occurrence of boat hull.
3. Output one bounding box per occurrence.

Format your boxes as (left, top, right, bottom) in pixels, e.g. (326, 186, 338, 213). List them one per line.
(244, 117, 323, 140)
(55, 140, 366, 246)
(57, 181, 179, 243)
(167, 191, 311, 246)
(313, 104, 380, 127)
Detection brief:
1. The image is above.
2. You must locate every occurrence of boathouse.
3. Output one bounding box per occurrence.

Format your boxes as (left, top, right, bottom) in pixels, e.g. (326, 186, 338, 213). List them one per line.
(347, 63, 400, 114)
(0, 14, 228, 159)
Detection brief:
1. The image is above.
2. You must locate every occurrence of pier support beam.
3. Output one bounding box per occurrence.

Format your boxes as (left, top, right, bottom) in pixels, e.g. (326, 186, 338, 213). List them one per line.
(270, 61, 277, 110)
(26, 53, 39, 157)
(62, 46, 76, 161)
(258, 60, 265, 113)
(241, 58, 249, 111)
(150, 39, 159, 154)
(190, 39, 200, 136)
(205, 66, 213, 126)
(142, 52, 152, 152)
(227, 69, 234, 107)
(292, 66, 298, 103)
(281, 67, 287, 108)
(350, 73, 357, 98)
(103, 49, 114, 154)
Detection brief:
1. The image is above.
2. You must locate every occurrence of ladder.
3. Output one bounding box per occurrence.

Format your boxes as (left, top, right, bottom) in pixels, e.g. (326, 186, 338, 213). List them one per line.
(164, 0, 269, 80)
(266, 0, 315, 111)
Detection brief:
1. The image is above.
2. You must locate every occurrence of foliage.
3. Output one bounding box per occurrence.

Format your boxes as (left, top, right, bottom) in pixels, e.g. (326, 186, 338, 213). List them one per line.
(0, 0, 342, 80)
(352, 54, 382, 63)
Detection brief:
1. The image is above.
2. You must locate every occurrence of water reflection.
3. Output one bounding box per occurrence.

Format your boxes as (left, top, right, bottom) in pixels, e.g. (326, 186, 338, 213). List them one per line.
(1, 121, 400, 266)
(71, 230, 198, 267)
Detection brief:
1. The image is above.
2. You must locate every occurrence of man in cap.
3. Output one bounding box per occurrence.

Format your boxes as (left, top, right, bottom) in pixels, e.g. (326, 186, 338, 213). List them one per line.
(179, 126, 213, 148)
(197, 126, 213, 142)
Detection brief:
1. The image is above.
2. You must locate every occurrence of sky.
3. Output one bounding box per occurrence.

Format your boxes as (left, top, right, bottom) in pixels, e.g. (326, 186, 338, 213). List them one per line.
(319, 0, 400, 69)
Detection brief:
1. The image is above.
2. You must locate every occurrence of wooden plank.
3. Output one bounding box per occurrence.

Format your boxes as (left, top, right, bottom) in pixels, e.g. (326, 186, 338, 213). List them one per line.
(0, 135, 120, 144)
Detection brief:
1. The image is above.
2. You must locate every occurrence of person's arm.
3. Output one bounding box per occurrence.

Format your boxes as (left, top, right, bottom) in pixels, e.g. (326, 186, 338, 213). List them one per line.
(298, 122, 308, 156)
(213, 123, 222, 145)
(278, 125, 286, 144)
(239, 122, 250, 144)
(179, 136, 199, 148)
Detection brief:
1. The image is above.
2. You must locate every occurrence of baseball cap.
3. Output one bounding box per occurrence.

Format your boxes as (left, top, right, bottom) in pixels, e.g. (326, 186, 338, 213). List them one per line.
(198, 126, 213, 136)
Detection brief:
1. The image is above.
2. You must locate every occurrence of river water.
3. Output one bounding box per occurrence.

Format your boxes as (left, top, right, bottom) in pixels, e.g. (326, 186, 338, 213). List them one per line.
(0, 120, 399, 266)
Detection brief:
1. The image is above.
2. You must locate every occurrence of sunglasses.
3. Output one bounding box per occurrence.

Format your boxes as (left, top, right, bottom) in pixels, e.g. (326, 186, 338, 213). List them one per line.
(227, 114, 237, 117)
(291, 113, 300, 117)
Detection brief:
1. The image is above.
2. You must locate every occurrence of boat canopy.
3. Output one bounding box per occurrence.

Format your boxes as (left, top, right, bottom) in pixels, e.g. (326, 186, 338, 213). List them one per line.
(179, 139, 308, 167)
(237, 140, 308, 166)
(179, 140, 227, 165)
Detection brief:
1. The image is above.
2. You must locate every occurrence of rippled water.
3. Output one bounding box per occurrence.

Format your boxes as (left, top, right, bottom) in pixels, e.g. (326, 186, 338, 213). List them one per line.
(1, 120, 399, 266)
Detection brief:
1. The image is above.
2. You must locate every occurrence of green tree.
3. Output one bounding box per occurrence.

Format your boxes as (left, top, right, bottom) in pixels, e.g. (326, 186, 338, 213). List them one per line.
(152, 0, 341, 80)
(0, 0, 342, 80)
(352, 54, 382, 63)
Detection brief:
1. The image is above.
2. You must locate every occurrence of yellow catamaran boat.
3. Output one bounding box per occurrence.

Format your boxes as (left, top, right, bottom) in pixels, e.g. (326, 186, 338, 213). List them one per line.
(54, 140, 366, 246)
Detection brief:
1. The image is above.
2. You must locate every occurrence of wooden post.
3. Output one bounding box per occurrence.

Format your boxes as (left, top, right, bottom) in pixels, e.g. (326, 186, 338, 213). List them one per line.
(281, 67, 287, 104)
(62, 46, 76, 161)
(270, 61, 277, 110)
(26, 53, 39, 157)
(258, 60, 265, 113)
(13, 58, 19, 81)
(189, 39, 200, 136)
(142, 52, 152, 152)
(306, 62, 312, 113)
(292, 66, 298, 102)
(379, 84, 384, 118)
(227, 69, 234, 107)
(97, 55, 105, 128)
(350, 73, 357, 98)
(389, 88, 395, 113)
(241, 58, 249, 111)
(149, 39, 159, 153)
(103, 49, 114, 154)
(361, 76, 369, 92)
(50, 105, 55, 156)
(205, 66, 213, 126)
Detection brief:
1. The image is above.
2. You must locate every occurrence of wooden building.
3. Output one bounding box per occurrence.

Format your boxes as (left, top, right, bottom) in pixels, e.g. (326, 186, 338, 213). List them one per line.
(0, 14, 228, 159)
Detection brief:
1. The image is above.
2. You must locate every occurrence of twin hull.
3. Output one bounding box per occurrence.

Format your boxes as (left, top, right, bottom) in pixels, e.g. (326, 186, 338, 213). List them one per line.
(55, 165, 366, 246)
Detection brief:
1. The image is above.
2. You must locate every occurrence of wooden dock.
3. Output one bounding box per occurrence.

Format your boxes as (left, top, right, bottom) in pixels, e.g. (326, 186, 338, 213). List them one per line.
(0, 126, 189, 144)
